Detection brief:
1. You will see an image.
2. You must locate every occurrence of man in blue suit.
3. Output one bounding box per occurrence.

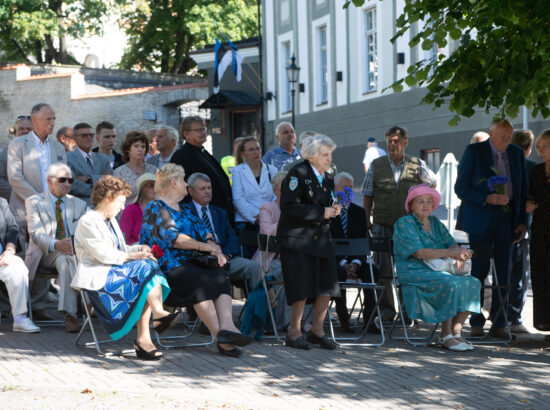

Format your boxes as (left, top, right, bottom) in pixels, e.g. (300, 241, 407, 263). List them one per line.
(187, 172, 260, 291)
(455, 119, 528, 338)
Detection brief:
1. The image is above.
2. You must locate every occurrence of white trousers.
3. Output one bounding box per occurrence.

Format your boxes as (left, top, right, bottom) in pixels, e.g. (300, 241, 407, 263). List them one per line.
(40, 252, 78, 316)
(0, 255, 29, 317)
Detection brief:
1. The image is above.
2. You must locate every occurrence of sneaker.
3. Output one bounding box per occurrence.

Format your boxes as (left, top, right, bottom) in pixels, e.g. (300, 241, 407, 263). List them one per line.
(13, 318, 40, 333)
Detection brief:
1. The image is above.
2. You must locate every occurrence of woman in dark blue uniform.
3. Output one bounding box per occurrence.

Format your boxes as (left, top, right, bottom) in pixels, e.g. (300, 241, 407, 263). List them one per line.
(277, 134, 341, 350)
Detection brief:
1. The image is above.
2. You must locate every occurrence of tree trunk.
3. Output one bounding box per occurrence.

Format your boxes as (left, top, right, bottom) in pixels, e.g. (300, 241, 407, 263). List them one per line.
(35, 40, 44, 64)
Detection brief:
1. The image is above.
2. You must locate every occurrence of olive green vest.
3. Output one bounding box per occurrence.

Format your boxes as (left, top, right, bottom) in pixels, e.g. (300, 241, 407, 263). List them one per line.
(372, 155, 422, 227)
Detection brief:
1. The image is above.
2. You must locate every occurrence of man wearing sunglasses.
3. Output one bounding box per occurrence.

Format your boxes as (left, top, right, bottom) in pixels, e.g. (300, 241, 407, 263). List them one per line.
(67, 122, 113, 206)
(24, 163, 87, 333)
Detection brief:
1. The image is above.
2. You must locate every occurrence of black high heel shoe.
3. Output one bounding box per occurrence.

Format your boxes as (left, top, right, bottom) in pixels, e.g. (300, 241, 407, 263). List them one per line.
(134, 340, 163, 361)
(153, 311, 180, 334)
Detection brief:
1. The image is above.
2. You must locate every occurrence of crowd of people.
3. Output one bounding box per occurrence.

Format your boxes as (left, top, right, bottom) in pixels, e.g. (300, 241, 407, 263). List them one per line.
(1, 102, 549, 361)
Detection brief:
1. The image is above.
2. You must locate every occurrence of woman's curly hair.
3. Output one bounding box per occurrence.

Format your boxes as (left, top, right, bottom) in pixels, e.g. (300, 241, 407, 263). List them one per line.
(91, 175, 132, 206)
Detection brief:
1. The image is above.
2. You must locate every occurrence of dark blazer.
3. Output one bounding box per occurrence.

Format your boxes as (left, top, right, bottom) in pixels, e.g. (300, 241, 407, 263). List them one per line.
(68, 150, 113, 205)
(92, 147, 124, 169)
(330, 202, 368, 267)
(455, 140, 528, 236)
(277, 160, 334, 257)
(190, 204, 240, 256)
(171, 143, 234, 219)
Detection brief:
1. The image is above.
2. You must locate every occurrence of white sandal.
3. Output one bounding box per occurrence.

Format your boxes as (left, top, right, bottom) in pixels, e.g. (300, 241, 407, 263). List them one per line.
(453, 334, 474, 350)
(438, 334, 470, 352)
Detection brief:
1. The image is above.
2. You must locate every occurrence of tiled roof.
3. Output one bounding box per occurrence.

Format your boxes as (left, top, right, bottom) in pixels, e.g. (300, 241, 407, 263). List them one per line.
(71, 82, 208, 100)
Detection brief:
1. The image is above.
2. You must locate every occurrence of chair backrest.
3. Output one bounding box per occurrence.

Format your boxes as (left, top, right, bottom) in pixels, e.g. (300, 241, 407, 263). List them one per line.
(332, 237, 370, 256)
(239, 229, 259, 248)
(257, 233, 280, 254)
(368, 237, 392, 254)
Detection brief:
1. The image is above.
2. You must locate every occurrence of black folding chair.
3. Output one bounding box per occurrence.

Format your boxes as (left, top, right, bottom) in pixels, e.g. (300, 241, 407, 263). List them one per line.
(459, 242, 513, 345)
(239, 230, 285, 342)
(28, 266, 65, 326)
(387, 239, 439, 346)
(327, 237, 386, 346)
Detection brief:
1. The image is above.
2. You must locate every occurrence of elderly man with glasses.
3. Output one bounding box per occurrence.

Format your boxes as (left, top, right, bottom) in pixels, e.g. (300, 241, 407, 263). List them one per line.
(25, 163, 88, 332)
(67, 122, 113, 206)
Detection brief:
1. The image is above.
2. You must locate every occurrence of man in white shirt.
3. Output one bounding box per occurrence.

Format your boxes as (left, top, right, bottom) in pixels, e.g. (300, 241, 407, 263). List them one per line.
(362, 137, 386, 175)
(146, 126, 179, 169)
(7, 103, 67, 320)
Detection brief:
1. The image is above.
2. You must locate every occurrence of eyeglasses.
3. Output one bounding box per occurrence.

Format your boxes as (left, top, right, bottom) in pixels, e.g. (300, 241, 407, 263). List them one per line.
(54, 177, 74, 184)
(189, 127, 207, 133)
(75, 133, 95, 138)
(16, 115, 31, 121)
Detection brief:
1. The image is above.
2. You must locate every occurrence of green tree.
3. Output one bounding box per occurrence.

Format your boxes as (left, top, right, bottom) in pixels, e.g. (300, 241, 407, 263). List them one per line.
(118, 0, 258, 74)
(0, 0, 126, 64)
(345, 0, 550, 124)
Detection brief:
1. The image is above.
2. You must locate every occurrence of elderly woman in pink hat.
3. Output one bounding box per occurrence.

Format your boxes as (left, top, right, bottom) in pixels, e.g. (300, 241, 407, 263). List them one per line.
(392, 184, 481, 351)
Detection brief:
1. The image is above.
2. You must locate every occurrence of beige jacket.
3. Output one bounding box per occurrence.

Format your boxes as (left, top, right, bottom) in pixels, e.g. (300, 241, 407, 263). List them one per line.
(7, 132, 67, 222)
(71, 210, 141, 291)
(24, 191, 88, 280)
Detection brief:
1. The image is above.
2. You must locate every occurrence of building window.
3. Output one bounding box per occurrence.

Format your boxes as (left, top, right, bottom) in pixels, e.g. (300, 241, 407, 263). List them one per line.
(281, 41, 292, 113)
(317, 26, 328, 104)
(363, 8, 378, 93)
(421, 148, 441, 172)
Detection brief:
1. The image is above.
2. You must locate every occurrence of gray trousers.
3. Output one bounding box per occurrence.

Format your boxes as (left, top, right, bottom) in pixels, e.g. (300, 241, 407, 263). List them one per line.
(39, 252, 78, 316)
(228, 256, 261, 290)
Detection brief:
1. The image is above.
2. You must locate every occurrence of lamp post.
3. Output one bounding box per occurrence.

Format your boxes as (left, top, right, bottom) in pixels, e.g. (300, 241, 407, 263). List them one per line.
(285, 54, 300, 128)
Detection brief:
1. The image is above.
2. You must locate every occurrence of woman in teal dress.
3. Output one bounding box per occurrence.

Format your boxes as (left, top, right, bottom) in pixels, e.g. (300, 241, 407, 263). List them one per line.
(393, 184, 481, 351)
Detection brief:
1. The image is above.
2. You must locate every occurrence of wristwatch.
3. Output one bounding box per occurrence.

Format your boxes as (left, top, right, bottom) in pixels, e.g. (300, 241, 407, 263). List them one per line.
(85, 175, 92, 184)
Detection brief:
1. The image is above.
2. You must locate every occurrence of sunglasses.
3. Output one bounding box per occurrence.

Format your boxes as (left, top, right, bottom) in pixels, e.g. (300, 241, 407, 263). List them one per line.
(16, 115, 31, 121)
(55, 177, 74, 184)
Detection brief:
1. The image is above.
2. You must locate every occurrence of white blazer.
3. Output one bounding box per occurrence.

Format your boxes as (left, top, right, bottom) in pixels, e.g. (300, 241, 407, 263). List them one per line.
(71, 210, 141, 291)
(231, 161, 277, 223)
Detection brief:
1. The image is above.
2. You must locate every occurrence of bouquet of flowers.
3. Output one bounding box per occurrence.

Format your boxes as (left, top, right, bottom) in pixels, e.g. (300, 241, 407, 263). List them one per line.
(152, 244, 164, 259)
(487, 174, 510, 212)
(335, 187, 354, 208)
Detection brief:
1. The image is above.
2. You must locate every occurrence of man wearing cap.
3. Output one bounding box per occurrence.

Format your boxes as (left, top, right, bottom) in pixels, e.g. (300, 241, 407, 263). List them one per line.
(67, 122, 112, 206)
(362, 137, 386, 175)
(24, 163, 87, 332)
(361, 126, 436, 319)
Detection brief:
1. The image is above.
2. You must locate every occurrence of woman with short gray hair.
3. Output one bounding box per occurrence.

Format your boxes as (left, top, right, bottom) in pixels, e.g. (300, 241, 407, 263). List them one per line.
(277, 134, 341, 350)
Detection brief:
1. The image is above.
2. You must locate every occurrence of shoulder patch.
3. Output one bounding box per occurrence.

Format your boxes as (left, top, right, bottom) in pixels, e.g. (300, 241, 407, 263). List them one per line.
(289, 176, 298, 191)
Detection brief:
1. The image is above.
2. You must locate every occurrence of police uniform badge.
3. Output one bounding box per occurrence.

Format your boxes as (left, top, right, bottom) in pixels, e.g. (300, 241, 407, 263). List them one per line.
(289, 176, 298, 191)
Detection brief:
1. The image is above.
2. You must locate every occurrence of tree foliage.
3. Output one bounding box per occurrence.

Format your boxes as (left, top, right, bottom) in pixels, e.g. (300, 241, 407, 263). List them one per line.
(345, 0, 550, 124)
(0, 0, 126, 64)
(118, 0, 258, 74)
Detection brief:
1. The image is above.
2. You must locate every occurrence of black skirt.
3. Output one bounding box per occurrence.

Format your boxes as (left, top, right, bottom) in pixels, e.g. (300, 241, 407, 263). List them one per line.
(164, 261, 231, 306)
(280, 247, 340, 305)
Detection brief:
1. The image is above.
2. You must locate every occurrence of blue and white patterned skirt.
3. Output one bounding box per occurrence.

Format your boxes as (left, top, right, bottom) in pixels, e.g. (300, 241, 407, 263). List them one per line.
(87, 259, 170, 340)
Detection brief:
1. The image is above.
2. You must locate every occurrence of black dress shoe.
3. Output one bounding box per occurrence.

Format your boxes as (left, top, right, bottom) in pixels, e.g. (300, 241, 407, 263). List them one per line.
(285, 335, 311, 350)
(32, 310, 53, 321)
(217, 330, 253, 347)
(153, 312, 181, 334)
(217, 341, 243, 358)
(340, 323, 356, 334)
(307, 332, 337, 350)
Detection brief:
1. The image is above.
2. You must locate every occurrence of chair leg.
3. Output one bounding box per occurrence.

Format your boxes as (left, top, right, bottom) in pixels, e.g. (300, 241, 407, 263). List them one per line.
(153, 313, 215, 349)
(261, 277, 284, 343)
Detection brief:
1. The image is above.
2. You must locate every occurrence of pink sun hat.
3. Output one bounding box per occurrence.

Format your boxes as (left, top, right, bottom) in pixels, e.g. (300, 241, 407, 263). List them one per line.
(405, 184, 441, 214)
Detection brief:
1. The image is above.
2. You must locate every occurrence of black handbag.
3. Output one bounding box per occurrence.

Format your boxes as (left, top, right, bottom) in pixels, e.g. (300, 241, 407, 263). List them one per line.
(190, 251, 230, 271)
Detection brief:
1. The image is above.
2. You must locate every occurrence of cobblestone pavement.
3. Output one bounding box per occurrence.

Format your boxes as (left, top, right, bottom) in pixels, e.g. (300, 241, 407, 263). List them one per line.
(1, 295, 550, 409)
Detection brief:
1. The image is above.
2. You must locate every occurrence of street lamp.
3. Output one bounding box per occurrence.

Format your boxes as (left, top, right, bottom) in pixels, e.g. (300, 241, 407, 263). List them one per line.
(285, 54, 300, 128)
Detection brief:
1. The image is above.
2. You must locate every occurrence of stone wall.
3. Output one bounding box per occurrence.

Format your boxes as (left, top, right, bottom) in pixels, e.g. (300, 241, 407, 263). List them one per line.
(0, 65, 208, 150)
